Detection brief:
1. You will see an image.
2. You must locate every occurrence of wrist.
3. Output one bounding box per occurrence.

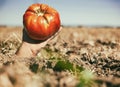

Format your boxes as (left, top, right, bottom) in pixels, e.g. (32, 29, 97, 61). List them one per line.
(16, 42, 38, 58)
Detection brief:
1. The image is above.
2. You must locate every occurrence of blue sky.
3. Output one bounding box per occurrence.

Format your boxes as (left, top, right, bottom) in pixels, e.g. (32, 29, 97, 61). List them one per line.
(0, 0, 120, 26)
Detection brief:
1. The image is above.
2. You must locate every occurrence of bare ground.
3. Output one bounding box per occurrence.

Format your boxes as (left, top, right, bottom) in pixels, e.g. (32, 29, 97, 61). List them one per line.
(0, 26, 120, 87)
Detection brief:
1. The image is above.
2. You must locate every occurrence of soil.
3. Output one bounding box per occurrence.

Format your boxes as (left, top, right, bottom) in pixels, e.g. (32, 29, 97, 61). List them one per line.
(0, 26, 120, 87)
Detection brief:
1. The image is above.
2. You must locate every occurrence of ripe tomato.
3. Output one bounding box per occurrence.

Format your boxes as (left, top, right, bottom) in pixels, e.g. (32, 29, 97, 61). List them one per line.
(23, 3, 61, 40)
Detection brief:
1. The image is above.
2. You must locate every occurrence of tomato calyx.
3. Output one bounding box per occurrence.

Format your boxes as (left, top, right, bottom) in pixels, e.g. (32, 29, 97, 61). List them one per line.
(35, 9, 44, 16)
(35, 6, 48, 17)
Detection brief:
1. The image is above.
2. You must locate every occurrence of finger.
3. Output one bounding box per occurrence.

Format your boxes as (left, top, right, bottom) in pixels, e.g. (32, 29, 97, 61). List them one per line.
(48, 26, 62, 41)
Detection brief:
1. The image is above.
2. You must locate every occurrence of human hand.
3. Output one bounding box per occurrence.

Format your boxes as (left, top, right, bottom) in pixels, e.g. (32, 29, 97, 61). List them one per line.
(16, 27, 61, 58)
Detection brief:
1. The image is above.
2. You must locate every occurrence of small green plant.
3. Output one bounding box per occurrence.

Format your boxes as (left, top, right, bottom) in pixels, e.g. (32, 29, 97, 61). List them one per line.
(77, 70, 95, 87)
(37, 47, 95, 87)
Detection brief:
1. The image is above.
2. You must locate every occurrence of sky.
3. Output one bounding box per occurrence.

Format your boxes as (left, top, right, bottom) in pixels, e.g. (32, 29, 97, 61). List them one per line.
(0, 0, 120, 27)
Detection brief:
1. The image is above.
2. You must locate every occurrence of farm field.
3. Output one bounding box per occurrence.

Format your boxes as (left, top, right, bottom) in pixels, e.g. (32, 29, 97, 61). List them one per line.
(0, 26, 120, 87)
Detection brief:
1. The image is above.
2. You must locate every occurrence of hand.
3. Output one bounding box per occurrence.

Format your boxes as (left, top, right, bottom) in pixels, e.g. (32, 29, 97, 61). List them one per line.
(16, 27, 61, 58)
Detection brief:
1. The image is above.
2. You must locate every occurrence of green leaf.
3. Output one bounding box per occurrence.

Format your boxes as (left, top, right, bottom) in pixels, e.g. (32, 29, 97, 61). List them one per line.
(53, 60, 74, 71)
(77, 70, 94, 87)
(53, 60, 84, 72)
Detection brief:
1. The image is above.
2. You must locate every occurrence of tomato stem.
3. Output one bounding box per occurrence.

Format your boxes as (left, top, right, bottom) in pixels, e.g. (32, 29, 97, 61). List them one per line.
(36, 5, 48, 16)
(35, 9, 43, 16)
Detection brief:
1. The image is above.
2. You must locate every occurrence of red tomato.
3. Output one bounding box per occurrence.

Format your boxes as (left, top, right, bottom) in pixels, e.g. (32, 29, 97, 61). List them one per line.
(23, 3, 61, 40)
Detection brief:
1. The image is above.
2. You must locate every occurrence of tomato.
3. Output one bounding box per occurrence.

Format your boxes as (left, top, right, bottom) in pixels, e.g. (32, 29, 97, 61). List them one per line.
(23, 3, 61, 40)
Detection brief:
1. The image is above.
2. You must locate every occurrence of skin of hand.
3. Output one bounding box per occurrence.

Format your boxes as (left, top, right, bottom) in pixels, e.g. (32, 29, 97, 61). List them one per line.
(16, 27, 61, 58)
